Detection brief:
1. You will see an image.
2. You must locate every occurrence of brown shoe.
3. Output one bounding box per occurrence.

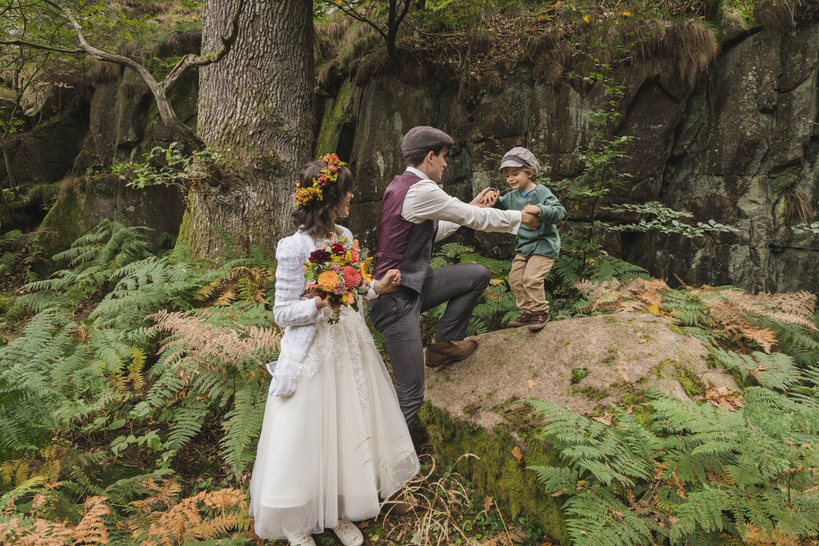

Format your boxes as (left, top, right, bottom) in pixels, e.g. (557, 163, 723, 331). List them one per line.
(507, 312, 533, 328)
(424, 340, 478, 368)
(527, 312, 550, 332)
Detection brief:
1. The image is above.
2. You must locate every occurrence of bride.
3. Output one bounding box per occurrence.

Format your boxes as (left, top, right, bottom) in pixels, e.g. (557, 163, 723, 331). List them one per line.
(249, 154, 419, 546)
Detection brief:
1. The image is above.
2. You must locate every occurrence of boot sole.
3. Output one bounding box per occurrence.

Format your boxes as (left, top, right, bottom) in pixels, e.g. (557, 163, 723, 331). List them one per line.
(528, 321, 549, 332)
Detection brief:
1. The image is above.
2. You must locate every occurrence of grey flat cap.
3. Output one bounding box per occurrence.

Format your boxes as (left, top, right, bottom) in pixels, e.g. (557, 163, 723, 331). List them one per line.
(401, 126, 455, 158)
(499, 146, 540, 172)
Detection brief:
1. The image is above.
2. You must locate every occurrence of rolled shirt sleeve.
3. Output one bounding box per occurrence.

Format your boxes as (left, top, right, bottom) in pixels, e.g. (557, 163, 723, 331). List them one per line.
(403, 180, 522, 238)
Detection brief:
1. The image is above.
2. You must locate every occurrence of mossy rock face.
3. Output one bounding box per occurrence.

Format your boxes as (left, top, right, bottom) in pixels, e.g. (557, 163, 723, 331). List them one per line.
(420, 403, 570, 544)
(419, 311, 739, 543)
(37, 175, 185, 257)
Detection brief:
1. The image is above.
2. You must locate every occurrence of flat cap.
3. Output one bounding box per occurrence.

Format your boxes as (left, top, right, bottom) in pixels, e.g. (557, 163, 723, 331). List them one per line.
(401, 126, 455, 158)
(499, 146, 540, 172)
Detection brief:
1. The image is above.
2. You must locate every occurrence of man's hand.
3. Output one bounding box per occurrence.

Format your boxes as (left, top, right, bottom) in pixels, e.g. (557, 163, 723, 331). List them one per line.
(471, 187, 500, 208)
(523, 204, 540, 216)
(375, 269, 401, 295)
(522, 211, 541, 229)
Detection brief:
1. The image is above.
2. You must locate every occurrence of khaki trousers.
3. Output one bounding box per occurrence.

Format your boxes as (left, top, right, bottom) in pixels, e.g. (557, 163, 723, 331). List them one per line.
(508, 253, 555, 314)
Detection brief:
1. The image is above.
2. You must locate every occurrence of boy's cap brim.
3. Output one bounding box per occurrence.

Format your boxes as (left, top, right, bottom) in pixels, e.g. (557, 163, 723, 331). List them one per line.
(499, 158, 530, 170)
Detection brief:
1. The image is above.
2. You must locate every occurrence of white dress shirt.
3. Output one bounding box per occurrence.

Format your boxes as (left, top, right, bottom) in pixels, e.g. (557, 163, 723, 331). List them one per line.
(401, 167, 522, 241)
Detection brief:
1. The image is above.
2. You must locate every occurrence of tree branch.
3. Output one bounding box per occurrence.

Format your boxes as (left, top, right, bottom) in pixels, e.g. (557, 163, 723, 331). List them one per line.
(333, 0, 389, 41)
(39, 0, 205, 149)
(0, 39, 81, 54)
(163, 0, 245, 92)
(396, 0, 411, 29)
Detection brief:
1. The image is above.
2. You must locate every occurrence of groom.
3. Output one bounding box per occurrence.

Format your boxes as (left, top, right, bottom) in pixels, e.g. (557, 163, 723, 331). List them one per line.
(369, 126, 540, 424)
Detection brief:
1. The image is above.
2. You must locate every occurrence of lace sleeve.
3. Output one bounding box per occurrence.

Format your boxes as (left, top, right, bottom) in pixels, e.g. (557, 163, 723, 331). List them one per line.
(272, 237, 321, 328)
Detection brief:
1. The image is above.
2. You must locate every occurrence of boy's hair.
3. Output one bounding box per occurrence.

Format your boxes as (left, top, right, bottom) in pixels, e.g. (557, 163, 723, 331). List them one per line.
(502, 165, 538, 179)
(405, 145, 447, 168)
(292, 159, 354, 238)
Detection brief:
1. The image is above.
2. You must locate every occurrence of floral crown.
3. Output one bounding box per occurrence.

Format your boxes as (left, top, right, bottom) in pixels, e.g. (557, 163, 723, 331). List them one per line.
(294, 153, 347, 207)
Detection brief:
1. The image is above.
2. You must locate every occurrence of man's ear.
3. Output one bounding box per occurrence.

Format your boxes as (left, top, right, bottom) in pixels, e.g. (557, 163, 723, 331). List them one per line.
(424, 150, 436, 164)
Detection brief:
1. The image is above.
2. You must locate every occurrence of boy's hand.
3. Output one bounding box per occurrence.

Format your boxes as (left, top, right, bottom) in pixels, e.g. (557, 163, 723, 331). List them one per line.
(523, 204, 541, 216)
(522, 211, 541, 229)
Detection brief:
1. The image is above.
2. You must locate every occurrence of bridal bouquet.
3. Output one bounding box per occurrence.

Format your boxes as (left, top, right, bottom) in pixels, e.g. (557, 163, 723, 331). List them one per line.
(304, 237, 374, 323)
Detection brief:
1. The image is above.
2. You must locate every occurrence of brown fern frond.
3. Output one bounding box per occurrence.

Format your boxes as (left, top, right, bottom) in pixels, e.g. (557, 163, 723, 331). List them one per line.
(131, 479, 182, 515)
(703, 299, 778, 352)
(0, 518, 72, 546)
(148, 311, 280, 373)
(72, 496, 111, 545)
(197, 266, 274, 306)
(575, 279, 623, 311)
(719, 289, 817, 330)
(135, 487, 247, 545)
(575, 278, 670, 313)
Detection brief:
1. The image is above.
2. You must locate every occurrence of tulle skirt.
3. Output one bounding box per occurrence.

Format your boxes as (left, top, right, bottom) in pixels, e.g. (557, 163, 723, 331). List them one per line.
(249, 307, 420, 539)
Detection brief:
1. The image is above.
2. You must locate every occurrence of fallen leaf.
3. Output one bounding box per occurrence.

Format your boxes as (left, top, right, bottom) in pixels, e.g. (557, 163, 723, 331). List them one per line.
(593, 412, 613, 426)
(484, 495, 494, 512)
(511, 446, 524, 465)
(527, 379, 536, 389)
(705, 385, 745, 411)
(582, 14, 591, 24)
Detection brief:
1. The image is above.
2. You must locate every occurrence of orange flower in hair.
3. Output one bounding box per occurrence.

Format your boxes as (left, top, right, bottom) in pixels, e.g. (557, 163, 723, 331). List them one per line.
(294, 153, 347, 207)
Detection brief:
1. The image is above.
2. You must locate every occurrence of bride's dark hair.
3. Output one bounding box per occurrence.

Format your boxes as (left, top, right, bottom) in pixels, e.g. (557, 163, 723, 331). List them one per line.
(292, 158, 354, 238)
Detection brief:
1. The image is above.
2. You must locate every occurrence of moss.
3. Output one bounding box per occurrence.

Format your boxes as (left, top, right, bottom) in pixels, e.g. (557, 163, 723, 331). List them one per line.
(35, 184, 93, 258)
(420, 403, 570, 545)
(316, 78, 354, 156)
(570, 367, 588, 384)
(655, 358, 706, 397)
(176, 190, 198, 253)
(0, 292, 15, 315)
(673, 363, 706, 398)
(571, 386, 607, 401)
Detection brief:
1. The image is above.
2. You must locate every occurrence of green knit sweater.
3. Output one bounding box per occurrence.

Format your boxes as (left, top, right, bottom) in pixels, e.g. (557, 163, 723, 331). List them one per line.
(496, 183, 566, 258)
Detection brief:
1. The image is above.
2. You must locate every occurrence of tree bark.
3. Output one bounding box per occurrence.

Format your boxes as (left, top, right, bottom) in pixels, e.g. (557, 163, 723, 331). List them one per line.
(183, 0, 315, 258)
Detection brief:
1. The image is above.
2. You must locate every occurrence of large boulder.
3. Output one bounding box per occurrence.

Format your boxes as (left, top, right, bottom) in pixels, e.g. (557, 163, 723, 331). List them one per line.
(420, 311, 738, 544)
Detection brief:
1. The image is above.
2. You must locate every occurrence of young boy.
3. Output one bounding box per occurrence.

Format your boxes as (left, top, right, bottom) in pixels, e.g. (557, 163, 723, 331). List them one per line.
(489, 146, 566, 331)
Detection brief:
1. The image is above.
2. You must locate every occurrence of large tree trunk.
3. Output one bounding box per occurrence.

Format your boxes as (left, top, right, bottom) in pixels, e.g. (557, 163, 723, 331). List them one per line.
(181, 0, 315, 258)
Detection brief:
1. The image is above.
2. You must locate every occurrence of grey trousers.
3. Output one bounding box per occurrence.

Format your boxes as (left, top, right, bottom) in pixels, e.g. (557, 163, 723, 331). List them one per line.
(369, 264, 491, 423)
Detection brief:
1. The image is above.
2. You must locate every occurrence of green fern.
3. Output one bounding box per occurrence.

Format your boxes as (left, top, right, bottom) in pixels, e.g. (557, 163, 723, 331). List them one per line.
(528, 390, 819, 545)
(712, 349, 803, 391)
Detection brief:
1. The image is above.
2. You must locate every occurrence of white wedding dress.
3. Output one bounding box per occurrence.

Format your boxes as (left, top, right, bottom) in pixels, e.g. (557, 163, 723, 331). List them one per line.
(249, 306, 420, 540)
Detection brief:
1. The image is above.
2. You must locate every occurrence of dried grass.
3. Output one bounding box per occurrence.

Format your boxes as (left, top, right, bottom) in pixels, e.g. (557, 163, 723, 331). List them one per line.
(755, 0, 799, 32)
(667, 19, 718, 86)
(149, 30, 202, 58)
(783, 187, 814, 226)
(381, 453, 477, 546)
(85, 62, 124, 84)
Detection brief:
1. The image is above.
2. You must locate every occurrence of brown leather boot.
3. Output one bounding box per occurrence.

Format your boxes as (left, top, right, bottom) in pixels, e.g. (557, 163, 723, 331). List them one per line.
(527, 311, 550, 332)
(424, 339, 478, 368)
(507, 312, 533, 328)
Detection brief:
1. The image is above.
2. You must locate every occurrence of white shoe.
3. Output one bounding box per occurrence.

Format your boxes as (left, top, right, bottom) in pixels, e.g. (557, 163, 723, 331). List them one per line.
(286, 531, 316, 546)
(331, 518, 364, 546)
